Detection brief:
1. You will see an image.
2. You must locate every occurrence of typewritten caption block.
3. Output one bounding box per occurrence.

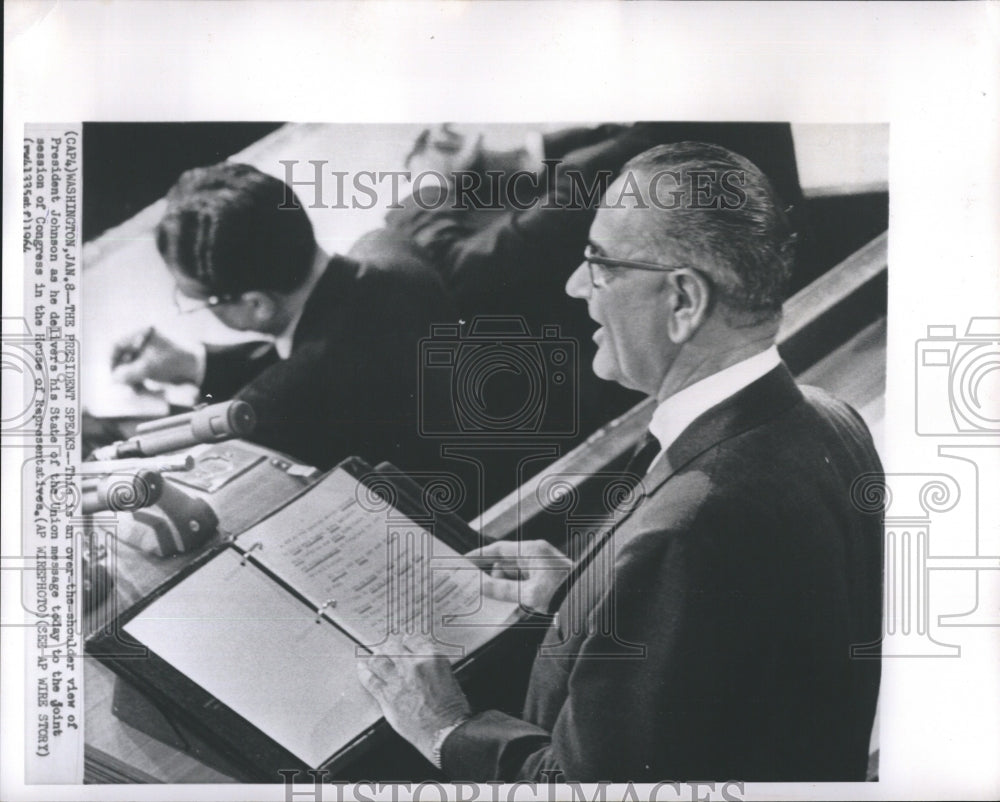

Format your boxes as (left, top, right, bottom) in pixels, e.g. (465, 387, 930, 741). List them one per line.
(17, 124, 83, 783)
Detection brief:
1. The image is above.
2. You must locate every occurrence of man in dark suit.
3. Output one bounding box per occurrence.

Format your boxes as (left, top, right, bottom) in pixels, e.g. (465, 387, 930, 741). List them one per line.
(357, 142, 883, 781)
(111, 162, 456, 471)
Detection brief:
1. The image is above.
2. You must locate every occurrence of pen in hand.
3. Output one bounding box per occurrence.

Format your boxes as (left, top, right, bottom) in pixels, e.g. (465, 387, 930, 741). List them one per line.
(111, 326, 154, 370)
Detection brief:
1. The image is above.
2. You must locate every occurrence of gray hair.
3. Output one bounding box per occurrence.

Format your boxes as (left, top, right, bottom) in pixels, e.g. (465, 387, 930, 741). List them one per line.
(618, 141, 797, 323)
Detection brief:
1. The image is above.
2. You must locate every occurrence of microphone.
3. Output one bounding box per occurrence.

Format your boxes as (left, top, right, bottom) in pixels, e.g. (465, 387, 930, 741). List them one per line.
(91, 400, 256, 460)
(81, 469, 164, 514)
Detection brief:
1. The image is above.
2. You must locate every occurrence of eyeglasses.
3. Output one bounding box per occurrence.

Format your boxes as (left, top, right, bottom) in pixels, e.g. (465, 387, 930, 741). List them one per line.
(172, 286, 239, 315)
(583, 244, 692, 289)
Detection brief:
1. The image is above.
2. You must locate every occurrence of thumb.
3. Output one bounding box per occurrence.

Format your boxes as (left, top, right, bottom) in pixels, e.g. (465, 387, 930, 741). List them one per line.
(481, 575, 521, 603)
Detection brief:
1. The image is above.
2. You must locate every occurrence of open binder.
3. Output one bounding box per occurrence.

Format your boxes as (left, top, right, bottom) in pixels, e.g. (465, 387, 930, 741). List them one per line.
(86, 457, 523, 779)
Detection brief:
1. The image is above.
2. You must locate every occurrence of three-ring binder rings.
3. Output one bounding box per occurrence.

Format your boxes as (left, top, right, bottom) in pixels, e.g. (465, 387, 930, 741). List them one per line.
(86, 457, 521, 778)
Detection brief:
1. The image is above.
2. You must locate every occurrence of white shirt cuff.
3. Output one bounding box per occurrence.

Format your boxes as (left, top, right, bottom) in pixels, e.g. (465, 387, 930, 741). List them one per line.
(192, 342, 207, 386)
(523, 131, 546, 172)
(430, 719, 467, 770)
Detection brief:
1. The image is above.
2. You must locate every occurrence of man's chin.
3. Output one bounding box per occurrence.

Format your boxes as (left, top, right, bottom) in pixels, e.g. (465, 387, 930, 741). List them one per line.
(591, 353, 619, 385)
(592, 354, 646, 394)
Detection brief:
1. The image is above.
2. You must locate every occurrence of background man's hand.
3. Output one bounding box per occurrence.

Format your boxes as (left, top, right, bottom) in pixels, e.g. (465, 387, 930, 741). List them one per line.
(356, 635, 471, 764)
(111, 327, 202, 387)
(466, 539, 572, 614)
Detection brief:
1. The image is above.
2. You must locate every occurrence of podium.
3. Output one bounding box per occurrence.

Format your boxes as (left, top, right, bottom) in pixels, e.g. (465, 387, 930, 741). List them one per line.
(83, 442, 545, 783)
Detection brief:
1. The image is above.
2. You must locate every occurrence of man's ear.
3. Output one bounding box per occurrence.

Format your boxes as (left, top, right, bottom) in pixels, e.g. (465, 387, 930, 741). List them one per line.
(239, 291, 278, 328)
(665, 269, 711, 343)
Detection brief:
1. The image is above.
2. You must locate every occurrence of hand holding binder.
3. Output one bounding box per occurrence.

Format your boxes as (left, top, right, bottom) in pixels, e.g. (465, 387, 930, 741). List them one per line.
(356, 634, 472, 765)
(87, 458, 522, 778)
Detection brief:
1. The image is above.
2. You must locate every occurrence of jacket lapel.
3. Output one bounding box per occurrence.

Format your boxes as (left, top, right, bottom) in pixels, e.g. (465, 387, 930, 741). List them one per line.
(640, 363, 803, 500)
(547, 364, 804, 613)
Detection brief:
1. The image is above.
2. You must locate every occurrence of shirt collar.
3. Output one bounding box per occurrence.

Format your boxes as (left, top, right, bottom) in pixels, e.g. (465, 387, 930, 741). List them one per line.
(272, 249, 328, 359)
(646, 345, 781, 470)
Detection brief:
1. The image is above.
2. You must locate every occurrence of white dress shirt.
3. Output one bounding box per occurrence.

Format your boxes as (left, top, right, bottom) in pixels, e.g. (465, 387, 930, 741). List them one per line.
(646, 345, 781, 472)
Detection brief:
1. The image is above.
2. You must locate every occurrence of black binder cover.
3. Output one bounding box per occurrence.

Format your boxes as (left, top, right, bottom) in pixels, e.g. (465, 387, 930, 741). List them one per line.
(87, 457, 520, 781)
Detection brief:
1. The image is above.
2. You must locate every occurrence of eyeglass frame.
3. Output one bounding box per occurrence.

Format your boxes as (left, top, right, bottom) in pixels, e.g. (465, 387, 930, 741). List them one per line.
(583, 243, 700, 289)
(172, 286, 240, 314)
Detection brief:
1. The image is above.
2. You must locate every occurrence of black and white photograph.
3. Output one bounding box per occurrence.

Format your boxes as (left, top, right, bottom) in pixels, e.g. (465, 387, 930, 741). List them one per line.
(74, 120, 889, 785)
(2, 3, 997, 802)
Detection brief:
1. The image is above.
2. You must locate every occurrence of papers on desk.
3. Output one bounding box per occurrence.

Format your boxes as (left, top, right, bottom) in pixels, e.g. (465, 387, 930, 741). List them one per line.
(168, 443, 266, 493)
(109, 461, 519, 771)
(232, 466, 518, 655)
(124, 549, 381, 768)
(83, 380, 170, 419)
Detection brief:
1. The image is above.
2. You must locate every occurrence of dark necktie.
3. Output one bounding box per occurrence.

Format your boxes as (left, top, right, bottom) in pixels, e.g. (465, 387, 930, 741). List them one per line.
(624, 431, 662, 478)
(546, 430, 662, 616)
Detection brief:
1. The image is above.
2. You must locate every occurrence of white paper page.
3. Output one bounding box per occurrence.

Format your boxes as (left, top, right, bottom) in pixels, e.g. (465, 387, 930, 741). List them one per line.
(237, 467, 519, 657)
(123, 548, 381, 768)
(82, 376, 170, 419)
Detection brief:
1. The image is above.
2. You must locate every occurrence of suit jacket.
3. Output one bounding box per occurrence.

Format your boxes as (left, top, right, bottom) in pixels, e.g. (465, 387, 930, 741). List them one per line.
(200, 252, 456, 472)
(443, 365, 884, 782)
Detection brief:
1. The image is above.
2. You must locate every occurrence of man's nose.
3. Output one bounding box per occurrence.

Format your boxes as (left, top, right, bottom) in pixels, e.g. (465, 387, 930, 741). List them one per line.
(565, 262, 591, 300)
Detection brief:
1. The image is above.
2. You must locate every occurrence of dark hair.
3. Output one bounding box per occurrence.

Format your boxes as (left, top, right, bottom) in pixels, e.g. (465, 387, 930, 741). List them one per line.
(620, 142, 796, 322)
(156, 162, 315, 295)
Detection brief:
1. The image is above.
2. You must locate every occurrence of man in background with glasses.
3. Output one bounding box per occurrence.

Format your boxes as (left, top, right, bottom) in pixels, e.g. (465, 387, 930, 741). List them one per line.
(358, 143, 884, 782)
(110, 162, 455, 471)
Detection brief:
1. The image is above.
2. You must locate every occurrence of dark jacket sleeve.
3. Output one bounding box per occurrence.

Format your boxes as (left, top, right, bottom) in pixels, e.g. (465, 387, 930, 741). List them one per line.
(442, 710, 556, 781)
(208, 265, 455, 471)
(442, 521, 741, 782)
(222, 339, 346, 469)
(444, 484, 879, 781)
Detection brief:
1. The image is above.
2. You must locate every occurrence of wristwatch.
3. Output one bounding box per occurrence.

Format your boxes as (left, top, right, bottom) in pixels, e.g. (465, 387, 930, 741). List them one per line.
(430, 718, 468, 770)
